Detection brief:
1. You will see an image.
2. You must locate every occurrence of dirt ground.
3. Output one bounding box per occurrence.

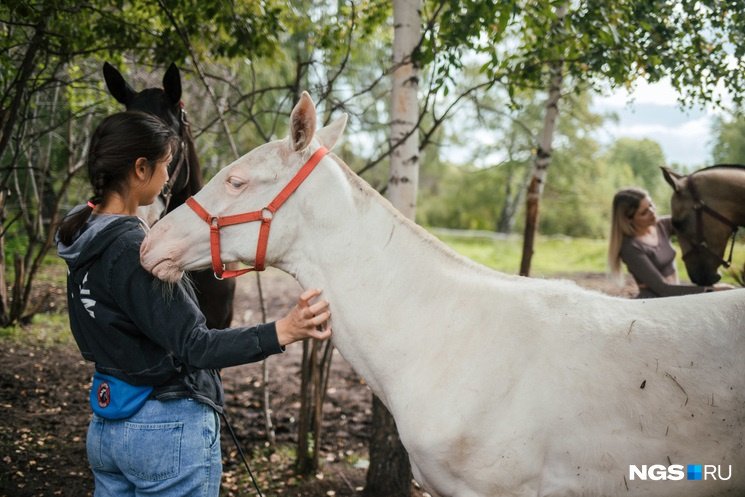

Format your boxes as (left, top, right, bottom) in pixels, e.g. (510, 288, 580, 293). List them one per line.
(0, 267, 636, 497)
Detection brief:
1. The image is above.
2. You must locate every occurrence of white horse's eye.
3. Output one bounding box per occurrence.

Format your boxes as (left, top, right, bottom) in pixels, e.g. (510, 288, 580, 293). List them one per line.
(227, 177, 245, 189)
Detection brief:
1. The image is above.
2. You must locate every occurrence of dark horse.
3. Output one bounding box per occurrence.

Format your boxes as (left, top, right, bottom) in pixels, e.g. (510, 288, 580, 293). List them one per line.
(662, 164, 745, 286)
(103, 62, 235, 329)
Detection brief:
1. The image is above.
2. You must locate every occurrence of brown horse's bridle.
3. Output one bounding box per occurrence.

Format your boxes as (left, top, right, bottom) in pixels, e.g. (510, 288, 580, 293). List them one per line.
(678, 174, 741, 269)
(160, 101, 191, 216)
(186, 146, 329, 279)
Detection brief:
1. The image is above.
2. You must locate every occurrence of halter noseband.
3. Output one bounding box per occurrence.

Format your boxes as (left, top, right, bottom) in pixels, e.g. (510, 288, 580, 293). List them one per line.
(186, 146, 329, 279)
(679, 174, 741, 269)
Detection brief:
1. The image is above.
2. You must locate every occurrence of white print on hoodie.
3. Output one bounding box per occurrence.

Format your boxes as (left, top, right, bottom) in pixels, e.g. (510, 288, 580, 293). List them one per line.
(79, 272, 96, 318)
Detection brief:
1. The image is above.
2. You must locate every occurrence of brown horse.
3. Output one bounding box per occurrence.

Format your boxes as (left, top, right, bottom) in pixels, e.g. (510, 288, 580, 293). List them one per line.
(662, 164, 745, 286)
(103, 62, 236, 329)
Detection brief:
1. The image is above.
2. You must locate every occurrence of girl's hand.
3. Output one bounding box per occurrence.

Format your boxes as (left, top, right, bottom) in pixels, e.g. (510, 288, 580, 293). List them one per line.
(275, 288, 332, 347)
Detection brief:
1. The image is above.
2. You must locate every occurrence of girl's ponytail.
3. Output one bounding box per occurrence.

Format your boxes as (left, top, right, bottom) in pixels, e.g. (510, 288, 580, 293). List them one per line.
(57, 203, 95, 246)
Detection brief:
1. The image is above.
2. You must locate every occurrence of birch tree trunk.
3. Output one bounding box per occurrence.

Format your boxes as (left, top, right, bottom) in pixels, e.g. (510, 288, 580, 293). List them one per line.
(365, 0, 420, 495)
(519, 3, 568, 276)
(386, 0, 421, 220)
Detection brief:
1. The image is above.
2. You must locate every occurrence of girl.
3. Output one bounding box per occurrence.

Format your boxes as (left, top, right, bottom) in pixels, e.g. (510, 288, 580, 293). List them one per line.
(57, 111, 331, 496)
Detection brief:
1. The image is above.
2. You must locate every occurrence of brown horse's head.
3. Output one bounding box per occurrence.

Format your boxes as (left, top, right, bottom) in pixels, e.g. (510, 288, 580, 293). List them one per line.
(662, 166, 742, 286)
(103, 62, 203, 218)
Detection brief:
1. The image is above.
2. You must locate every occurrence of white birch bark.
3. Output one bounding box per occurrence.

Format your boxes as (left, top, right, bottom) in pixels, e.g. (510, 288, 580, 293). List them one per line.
(387, 0, 421, 220)
(365, 1, 422, 492)
(519, 2, 568, 276)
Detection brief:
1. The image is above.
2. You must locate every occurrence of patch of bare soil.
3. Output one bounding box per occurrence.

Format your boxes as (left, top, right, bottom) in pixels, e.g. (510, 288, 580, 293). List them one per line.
(0, 268, 637, 497)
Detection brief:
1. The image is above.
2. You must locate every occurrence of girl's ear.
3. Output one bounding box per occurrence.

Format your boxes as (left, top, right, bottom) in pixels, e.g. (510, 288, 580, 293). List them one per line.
(133, 157, 149, 181)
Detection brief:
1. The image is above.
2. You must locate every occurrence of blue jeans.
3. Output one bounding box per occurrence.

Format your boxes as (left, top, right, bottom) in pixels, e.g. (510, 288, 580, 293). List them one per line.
(86, 398, 222, 497)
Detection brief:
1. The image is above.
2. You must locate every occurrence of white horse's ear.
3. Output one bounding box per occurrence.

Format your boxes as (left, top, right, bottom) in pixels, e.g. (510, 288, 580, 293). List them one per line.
(315, 114, 348, 151)
(661, 167, 685, 193)
(290, 92, 317, 152)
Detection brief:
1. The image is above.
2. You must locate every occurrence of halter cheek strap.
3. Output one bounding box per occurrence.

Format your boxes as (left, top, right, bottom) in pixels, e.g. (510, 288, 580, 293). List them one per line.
(680, 175, 741, 269)
(186, 146, 329, 279)
(160, 104, 192, 218)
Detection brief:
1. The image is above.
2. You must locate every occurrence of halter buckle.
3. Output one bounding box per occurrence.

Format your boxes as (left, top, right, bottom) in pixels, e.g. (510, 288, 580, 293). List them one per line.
(261, 208, 273, 223)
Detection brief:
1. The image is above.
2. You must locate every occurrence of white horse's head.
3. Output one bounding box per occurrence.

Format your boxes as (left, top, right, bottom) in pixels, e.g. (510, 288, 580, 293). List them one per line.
(140, 92, 348, 282)
(136, 197, 166, 228)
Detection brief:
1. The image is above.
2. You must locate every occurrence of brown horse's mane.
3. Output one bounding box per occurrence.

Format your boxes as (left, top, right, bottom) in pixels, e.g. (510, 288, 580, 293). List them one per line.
(691, 163, 745, 176)
(180, 120, 204, 192)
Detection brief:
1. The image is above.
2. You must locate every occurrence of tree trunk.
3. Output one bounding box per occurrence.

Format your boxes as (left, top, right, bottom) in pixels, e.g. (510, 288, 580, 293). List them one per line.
(0, 191, 7, 325)
(519, 3, 567, 277)
(496, 165, 531, 234)
(364, 397, 413, 497)
(386, 0, 421, 220)
(0, 22, 45, 325)
(364, 1, 420, 495)
(0, 22, 45, 167)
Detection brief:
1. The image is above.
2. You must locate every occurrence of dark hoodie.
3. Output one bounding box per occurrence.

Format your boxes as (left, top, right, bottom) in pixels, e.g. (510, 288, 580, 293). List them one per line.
(57, 208, 283, 411)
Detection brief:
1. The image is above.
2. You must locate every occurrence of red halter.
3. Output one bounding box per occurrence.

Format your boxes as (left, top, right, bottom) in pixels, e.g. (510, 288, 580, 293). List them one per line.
(186, 146, 329, 279)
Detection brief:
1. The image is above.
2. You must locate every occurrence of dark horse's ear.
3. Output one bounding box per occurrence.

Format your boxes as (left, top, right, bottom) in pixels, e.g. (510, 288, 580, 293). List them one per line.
(162, 63, 182, 106)
(103, 62, 136, 106)
(661, 167, 685, 193)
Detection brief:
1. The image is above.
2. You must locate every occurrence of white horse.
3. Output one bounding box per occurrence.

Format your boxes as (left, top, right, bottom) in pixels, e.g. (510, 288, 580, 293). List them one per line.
(140, 92, 745, 497)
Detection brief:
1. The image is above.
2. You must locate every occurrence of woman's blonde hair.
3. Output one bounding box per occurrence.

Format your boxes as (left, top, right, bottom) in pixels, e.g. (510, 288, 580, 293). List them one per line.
(608, 187, 649, 282)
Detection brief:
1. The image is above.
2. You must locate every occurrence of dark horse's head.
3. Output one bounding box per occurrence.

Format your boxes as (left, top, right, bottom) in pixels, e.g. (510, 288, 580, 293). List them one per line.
(662, 165, 744, 286)
(103, 62, 203, 223)
(104, 62, 235, 330)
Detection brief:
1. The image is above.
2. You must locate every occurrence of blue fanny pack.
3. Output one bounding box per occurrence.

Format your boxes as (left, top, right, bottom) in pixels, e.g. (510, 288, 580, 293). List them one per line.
(90, 371, 153, 420)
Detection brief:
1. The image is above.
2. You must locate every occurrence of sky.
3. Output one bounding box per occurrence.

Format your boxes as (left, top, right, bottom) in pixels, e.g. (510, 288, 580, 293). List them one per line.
(592, 79, 724, 170)
(439, 77, 728, 171)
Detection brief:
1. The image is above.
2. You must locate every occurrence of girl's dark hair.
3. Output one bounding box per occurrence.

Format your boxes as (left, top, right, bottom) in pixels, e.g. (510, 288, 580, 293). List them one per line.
(57, 111, 179, 245)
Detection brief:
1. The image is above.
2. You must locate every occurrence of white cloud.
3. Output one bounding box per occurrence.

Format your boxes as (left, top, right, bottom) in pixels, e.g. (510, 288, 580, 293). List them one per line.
(600, 79, 683, 108)
(601, 115, 713, 167)
(594, 78, 723, 167)
(605, 116, 710, 138)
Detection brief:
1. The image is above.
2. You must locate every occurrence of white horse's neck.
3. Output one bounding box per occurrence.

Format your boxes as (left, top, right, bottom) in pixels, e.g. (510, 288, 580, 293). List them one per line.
(274, 156, 513, 403)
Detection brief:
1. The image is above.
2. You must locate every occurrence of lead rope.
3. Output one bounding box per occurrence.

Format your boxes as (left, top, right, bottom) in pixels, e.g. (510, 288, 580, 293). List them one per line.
(220, 410, 265, 497)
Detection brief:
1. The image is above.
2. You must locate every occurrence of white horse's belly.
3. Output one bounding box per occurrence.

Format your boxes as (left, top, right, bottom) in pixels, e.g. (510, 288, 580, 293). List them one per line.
(381, 294, 745, 497)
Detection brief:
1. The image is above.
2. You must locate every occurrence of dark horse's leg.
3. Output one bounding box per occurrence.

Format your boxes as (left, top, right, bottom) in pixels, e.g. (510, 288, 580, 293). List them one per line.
(189, 270, 236, 329)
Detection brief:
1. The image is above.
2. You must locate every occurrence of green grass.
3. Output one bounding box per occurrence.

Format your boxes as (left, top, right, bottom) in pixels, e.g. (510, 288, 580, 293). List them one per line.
(0, 312, 74, 347)
(432, 230, 745, 285)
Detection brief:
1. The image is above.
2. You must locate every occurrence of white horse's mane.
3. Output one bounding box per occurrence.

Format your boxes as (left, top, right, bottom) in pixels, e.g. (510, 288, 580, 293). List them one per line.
(327, 151, 590, 293)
